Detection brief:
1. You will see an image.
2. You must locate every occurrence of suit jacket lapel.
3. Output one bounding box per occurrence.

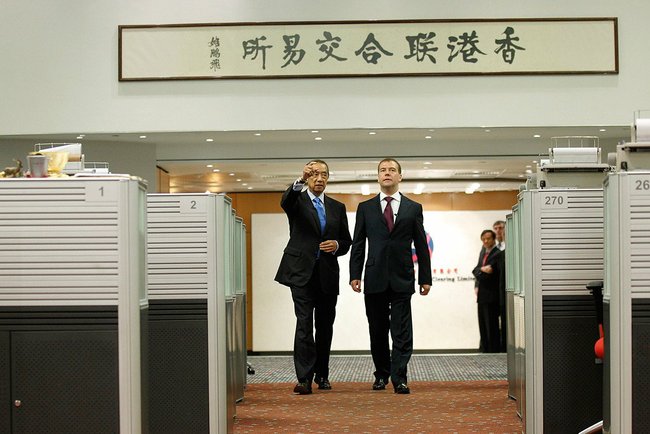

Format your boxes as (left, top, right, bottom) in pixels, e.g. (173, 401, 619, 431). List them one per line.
(372, 195, 388, 231)
(394, 194, 410, 228)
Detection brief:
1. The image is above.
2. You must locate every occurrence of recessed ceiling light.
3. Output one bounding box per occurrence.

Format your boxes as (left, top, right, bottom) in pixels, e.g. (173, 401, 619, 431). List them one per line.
(254, 133, 262, 136)
(525, 169, 533, 174)
(236, 179, 242, 182)
(368, 131, 376, 135)
(484, 129, 491, 133)
(212, 169, 220, 172)
(532, 160, 538, 164)
(247, 187, 253, 190)
(533, 134, 541, 138)
(428, 129, 435, 132)
(425, 136, 432, 139)
(139, 135, 147, 139)
(599, 128, 607, 132)
(207, 164, 213, 168)
(229, 173, 235, 176)
(206, 138, 214, 142)
(472, 174, 480, 177)
(525, 165, 531, 168)
(76, 136, 83, 139)
(519, 174, 525, 178)
(311, 130, 319, 133)
(242, 183, 248, 186)
(424, 161, 432, 165)
(314, 137, 322, 141)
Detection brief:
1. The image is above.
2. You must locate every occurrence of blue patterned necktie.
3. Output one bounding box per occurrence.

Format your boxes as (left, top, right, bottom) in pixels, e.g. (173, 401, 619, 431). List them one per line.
(313, 197, 326, 233)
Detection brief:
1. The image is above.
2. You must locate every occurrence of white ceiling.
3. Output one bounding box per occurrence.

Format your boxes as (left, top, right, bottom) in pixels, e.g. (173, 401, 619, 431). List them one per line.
(4, 125, 631, 194)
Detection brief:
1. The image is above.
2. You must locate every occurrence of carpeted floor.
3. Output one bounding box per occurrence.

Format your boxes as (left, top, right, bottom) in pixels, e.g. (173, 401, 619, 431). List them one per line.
(234, 354, 522, 433)
(234, 380, 521, 433)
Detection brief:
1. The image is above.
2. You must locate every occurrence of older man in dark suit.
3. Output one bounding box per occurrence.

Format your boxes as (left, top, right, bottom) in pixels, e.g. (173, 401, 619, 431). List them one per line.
(275, 160, 352, 395)
(350, 158, 432, 394)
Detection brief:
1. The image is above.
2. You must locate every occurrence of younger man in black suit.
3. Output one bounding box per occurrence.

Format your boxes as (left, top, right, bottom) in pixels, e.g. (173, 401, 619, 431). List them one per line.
(349, 158, 432, 394)
(275, 160, 352, 394)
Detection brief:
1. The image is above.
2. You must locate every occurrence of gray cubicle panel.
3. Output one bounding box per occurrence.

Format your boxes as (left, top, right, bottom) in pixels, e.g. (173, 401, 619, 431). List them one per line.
(0, 177, 147, 434)
(233, 216, 246, 403)
(519, 187, 605, 434)
(505, 213, 517, 401)
(146, 193, 232, 434)
(603, 169, 650, 434)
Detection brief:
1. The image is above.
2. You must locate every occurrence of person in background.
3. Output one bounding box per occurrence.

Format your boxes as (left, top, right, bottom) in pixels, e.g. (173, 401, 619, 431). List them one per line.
(349, 158, 432, 395)
(493, 220, 505, 251)
(275, 160, 352, 395)
(472, 229, 504, 353)
(492, 220, 507, 352)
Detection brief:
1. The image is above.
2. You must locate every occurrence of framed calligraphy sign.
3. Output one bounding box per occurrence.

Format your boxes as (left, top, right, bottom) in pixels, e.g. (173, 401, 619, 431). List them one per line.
(118, 18, 618, 81)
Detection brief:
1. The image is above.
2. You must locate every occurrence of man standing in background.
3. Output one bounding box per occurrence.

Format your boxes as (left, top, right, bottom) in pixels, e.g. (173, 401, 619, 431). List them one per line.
(473, 229, 503, 353)
(493, 220, 507, 352)
(275, 160, 352, 395)
(350, 158, 432, 394)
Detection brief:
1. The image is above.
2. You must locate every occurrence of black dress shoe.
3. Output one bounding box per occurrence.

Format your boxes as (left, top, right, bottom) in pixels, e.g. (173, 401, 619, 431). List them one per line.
(372, 378, 388, 390)
(315, 377, 332, 390)
(293, 382, 312, 395)
(394, 383, 410, 394)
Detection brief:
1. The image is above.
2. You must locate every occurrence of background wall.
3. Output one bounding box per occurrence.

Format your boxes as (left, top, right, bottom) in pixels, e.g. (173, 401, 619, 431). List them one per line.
(0, 1, 647, 139)
(230, 190, 516, 351)
(253, 209, 509, 352)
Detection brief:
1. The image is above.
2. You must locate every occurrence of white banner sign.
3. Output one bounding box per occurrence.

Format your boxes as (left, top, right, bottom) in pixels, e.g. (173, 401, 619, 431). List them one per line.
(119, 18, 618, 80)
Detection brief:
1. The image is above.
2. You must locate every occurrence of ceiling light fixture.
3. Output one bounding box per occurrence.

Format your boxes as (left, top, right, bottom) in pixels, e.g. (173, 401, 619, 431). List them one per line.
(212, 169, 220, 172)
(599, 128, 607, 132)
(229, 173, 235, 176)
(425, 136, 432, 139)
(247, 187, 253, 190)
(254, 133, 262, 136)
(207, 164, 213, 168)
(236, 179, 242, 182)
(368, 131, 376, 135)
(314, 137, 322, 141)
(311, 130, 319, 133)
(139, 135, 147, 139)
(533, 134, 541, 138)
(206, 138, 214, 142)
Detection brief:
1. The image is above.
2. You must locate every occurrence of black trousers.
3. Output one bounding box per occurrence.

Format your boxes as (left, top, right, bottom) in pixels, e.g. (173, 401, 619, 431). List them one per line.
(290, 266, 337, 383)
(364, 287, 413, 386)
(477, 301, 500, 353)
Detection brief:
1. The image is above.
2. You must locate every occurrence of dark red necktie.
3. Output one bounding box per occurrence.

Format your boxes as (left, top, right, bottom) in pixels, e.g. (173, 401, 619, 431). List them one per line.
(384, 197, 394, 232)
(482, 251, 489, 266)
